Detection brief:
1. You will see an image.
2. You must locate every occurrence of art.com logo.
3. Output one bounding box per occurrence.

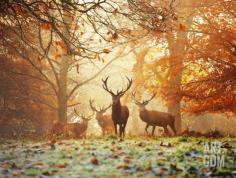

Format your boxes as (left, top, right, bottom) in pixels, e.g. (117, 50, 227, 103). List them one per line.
(203, 141, 225, 167)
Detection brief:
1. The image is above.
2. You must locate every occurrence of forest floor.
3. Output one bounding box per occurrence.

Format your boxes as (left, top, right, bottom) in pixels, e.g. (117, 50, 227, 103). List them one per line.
(0, 136, 235, 178)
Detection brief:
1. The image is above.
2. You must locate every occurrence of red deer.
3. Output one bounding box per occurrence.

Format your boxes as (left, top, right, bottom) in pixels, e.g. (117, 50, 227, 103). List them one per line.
(89, 99, 114, 135)
(132, 92, 176, 136)
(102, 76, 132, 138)
(50, 110, 93, 138)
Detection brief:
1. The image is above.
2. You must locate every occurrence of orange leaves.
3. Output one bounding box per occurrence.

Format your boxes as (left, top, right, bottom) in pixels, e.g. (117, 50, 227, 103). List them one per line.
(53, 163, 68, 169)
(41, 22, 52, 30)
(91, 155, 99, 165)
(106, 31, 119, 42)
(95, 53, 105, 63)
(54, 54, 62, 59)
(55, 41, 65, 49)
(12, 4, 28, 16)
(179, 23, 186, 32)
(76, 63, 80, 74)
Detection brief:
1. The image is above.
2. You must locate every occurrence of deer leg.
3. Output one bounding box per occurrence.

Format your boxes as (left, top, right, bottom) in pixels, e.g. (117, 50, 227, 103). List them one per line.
(119, 124, 122, 138)
(113, 123, 117, 135)
(152, 126, 156, 136)
(169, 123, 176, 136)
(123, 122, 127, 138)
(145, 124, 149, 135)
(163, 126, 169, 136)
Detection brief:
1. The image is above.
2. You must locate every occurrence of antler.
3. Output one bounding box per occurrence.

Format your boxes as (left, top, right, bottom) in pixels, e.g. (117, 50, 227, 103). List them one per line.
(102, 76, 115, 96)
(132, 91, 142, 105)
(89, 99, 99, 112)
(90, 99, 111, 113)
(81, 112, 94, 121)
(132, 92, 156, 105)
(101, 103, 112, 112)
(143, 93, 156, 105)
(74, 109, 94, 121)
(117, 77, 132, 96)
(102, 76, 132, 96)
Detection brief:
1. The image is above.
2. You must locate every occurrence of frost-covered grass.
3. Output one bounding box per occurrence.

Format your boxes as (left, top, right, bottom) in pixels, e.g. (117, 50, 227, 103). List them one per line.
(0, 136, 235, 177)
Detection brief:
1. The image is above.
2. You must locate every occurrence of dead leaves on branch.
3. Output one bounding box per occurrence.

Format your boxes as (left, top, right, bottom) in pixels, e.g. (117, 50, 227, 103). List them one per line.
(41, 22, 52, 31)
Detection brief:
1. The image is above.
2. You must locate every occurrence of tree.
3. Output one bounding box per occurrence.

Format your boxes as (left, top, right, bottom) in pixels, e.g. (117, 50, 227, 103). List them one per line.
(127, 0, 197, 134)
(181, 0, 236, 114)
(0, 0, 125, 123)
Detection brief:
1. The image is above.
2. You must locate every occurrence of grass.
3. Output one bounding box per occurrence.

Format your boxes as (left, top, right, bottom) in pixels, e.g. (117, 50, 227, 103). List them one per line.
(0, 136, 235, 177)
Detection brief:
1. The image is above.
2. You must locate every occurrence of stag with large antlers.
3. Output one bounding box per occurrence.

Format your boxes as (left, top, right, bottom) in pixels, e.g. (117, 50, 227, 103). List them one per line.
(102, 76, 132, 138)
(132, 92, 176, 136)
(89, 99, 114, 135)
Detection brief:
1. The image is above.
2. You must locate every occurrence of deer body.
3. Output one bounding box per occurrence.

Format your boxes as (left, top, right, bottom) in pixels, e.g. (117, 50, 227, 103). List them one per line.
(96, 114, 114, 135)
(50, 121, 88, 138)
(89, 99, 114, 135)
(50, 111, 93, 138)
(139, 108, 176, 135)
(63, 121, 88, 138)
(102, 76, 132, 138)
(132, 92, 176, 136)
(112, 101, 129, 137)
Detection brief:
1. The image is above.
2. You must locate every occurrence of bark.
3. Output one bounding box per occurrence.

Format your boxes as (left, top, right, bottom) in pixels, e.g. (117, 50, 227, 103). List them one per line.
(132, 48, 149, 135)
(57, 55, 70, 123)
(166, 0, 194, 134)
(56, 4, 73, 123)
(166, 31, 185, 134)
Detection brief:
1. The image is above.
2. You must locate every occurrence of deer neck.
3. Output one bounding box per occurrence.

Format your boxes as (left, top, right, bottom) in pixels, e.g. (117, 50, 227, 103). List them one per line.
(82, 121, 88, 127)
(139, 107, 149, 122)
(112, 100, 121, 114)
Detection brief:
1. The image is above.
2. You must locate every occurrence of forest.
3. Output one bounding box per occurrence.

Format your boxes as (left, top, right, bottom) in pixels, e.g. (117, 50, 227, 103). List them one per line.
(0, 0, 235, 177)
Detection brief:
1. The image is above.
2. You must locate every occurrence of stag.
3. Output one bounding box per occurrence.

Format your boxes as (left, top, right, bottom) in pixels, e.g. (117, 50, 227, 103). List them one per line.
(73, 109, 94, 138)
(132, 92, 176, 136)
(102, 76, 132, 138)
(50, 111, 93, 138)
(89, 99, 114, 135)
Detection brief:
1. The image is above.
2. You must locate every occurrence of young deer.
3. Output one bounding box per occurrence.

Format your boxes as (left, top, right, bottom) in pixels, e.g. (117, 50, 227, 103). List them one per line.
(73, 109, 94, 138)
(102, 76, 132, 138)
(89, 99, 114, 135)
(132, 92, 176, 136)
(50, 110, 93, 138)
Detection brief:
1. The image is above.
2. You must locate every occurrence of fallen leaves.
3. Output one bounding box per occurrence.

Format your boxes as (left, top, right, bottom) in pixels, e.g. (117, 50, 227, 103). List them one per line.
(0, 137, 235, 177)
(90, 155, 99, 165)
(53, 163, 68, 169)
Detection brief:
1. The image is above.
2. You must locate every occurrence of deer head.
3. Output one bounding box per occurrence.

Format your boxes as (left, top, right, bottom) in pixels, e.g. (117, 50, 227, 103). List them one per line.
(89, 99, 111, 118)
(132, 92, 156, 111)
(102, 76, 132, 105)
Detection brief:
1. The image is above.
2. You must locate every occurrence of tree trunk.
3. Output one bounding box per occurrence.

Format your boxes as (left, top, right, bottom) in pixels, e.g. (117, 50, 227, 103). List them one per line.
(166, 31, 185, 134)
(57, 55, 69, 123)
(166, 0, 194, 134)
(57, 3, 73, 123)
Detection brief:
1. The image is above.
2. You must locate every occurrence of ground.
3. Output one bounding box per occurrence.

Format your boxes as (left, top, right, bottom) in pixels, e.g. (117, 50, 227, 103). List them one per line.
(0, 136, 235, 178)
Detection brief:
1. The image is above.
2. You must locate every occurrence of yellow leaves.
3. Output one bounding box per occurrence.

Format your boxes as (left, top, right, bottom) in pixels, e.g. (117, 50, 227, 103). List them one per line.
(94, 53, 105, 62)
(41, 22, 52, 30)
(103, 48, 110, 54)
(54, 54, 62, 59)
(76, 63, 80, 74)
